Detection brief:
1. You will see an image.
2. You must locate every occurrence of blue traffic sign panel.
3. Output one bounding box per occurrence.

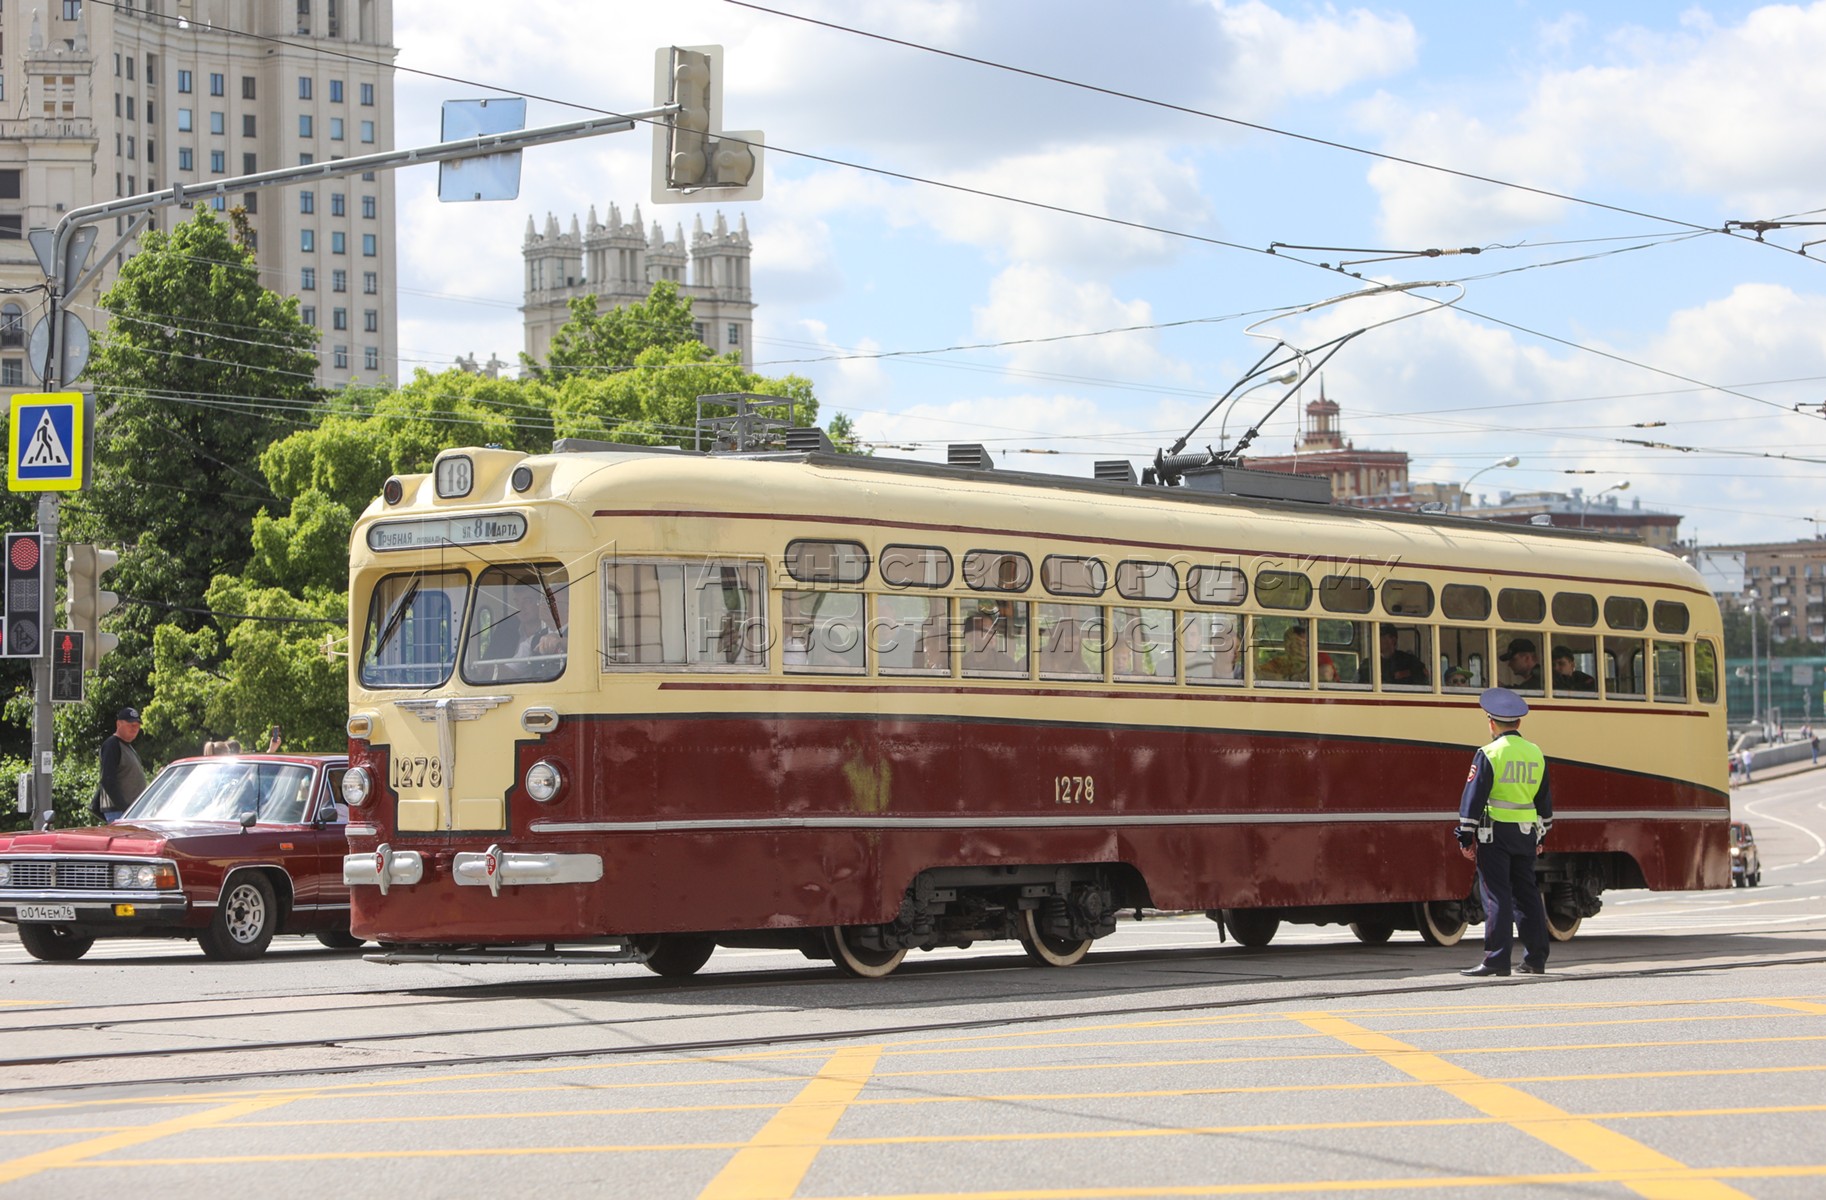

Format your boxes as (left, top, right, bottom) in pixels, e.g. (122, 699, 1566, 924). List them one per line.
(8, 392, 85, 492)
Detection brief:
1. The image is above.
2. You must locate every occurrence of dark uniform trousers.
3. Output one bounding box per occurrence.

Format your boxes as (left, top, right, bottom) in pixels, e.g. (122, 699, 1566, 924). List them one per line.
(1475, 821, 1549, 971)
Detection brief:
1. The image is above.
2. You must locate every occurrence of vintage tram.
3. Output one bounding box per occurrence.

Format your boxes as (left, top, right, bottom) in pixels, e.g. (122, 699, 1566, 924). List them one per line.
(339, 439, 1727, 976)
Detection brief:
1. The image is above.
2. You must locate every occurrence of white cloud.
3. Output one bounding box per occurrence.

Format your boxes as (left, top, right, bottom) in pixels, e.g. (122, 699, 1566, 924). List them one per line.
(1209, 1, 1419, 100)
(973, 264, 1174, 380)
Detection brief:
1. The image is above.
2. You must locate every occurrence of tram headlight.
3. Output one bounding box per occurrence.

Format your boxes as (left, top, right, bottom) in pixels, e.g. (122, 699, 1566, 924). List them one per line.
(524, 760, 564, 804)
(343, 766, 373, 808)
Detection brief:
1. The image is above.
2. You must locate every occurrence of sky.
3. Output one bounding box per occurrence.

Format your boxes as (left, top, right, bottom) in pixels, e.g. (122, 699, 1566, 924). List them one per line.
(386, 1, 1826, 547)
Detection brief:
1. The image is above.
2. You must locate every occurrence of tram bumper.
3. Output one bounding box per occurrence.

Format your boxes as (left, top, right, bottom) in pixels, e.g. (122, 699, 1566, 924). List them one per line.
(452, 845, 604, 896)
(343, 843, 425, 894)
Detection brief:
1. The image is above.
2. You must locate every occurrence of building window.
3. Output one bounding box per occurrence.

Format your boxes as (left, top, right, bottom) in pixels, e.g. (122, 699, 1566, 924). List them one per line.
(334, 345, 348, 369)
(114, 93, 122, 118)
(361, 233, 376, 256)
(360, 120, 374, 143)
(360, 170, 375, 181)
(240, 114, 254, 137)
(242, 191, 257, 213)
(299, 114, 313, 137)
(210, 150, 225, 172)
(242, 76, 256, 100)
(297, 0, 311, 34)
(64, 2, 83, 22)
(177, 106, 191, 131)
(1, 360, 23, 387)
(0, 214, 18, 239)
(332, 308, 347, 331)
(302, 305, 316, 326)
(211, 195, 225, 211)
(331, 231, 346, 254)
(146, 101, 155, 123)
(727, 324, 741, 347)
(329, 116, 344, 141)
(126, 56, 134, 82)
(299, 76, 313, 100)
(209, 111, 224, 135)
(330, 192, 345, 216)
(301, 267, 316, 290)
(300, 153, 314, 165)
(301, 229, 315, 252)
(209, 72, 224, 97)
(242, 153, 257, 174)
(146, 54, 157, 88)
(360, 82, 373, 105)
(327, 0, 341, 36)
(146, 139, 155, 164)
(363, 309, 377, 333)
(361, 194, 376, 219)
(300, 190, 314, 213)
(177, 147, 193, 170)
(0, 171, 16, 201)
(0, 305, 22, 343)
(332, 269, 346, 292)
(362, 271, 377, 294)
(178, 69, 192, 93)
(330, 79, 343, 103)
(126, 136, 135, 159)
(364, 346, 379, 370)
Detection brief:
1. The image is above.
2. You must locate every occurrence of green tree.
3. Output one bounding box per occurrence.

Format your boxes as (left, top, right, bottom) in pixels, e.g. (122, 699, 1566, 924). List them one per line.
(546, 340, 816, 448)
(524, 281, 701, 380)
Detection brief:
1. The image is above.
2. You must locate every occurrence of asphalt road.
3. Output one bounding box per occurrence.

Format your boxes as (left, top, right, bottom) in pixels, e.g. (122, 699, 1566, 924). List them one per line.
(0, 763, 1822, 1199)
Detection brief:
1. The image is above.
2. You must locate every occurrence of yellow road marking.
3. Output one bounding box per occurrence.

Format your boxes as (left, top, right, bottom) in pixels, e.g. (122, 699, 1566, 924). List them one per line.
(695, 1044, 882, 1200)
(0, 1095, 295, 1187)
(1755, 998, 1826, 1015)
(1297, 1014, 1751, 1200)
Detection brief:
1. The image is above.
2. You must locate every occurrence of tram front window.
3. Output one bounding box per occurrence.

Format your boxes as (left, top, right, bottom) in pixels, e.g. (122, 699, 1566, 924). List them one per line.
(463, 563, 570, 684)
(359, 570, 467, 689)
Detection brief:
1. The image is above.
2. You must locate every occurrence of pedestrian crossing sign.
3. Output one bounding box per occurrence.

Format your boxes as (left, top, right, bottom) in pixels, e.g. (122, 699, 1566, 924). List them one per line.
(7, 392, 86, 492)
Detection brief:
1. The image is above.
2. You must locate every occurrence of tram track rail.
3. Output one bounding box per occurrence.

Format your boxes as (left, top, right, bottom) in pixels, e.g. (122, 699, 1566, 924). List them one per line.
(6, 945, 1825, 1097)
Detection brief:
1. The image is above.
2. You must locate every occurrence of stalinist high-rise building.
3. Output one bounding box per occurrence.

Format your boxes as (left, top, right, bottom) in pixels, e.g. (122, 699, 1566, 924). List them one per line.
(0, 0, 398, 397)
(521, 202, 754, 370)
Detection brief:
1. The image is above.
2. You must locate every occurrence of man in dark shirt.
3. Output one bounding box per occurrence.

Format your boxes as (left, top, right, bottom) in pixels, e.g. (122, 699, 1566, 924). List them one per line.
(1360, 627, 1430, 686)
(1499, 637, 1542, 690)
(93, 707, 147, 824)
(1550, 646, 1597, 693)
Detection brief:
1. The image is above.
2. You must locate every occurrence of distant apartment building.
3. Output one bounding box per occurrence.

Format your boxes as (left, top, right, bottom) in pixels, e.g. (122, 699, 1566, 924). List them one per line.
(522, 203, 754, 369)
(0, 0, 398, 396)
(1699, 538, 1826, 644)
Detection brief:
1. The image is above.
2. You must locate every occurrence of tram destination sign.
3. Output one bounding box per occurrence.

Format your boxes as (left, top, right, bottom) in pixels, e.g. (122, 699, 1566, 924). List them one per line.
(367, 513, 527, 552)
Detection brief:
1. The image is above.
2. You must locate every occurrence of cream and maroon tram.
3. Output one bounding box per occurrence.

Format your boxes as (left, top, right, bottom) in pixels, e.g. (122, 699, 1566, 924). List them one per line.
(340, 441, 1727, 976)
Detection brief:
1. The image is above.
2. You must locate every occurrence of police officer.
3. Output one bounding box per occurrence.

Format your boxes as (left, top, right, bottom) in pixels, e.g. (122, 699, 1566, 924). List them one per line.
(1456, 687, 1552, 977)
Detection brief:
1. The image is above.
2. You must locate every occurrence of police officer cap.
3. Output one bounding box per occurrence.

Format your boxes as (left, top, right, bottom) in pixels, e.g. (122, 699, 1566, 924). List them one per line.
(1478, 688, 1528, 721)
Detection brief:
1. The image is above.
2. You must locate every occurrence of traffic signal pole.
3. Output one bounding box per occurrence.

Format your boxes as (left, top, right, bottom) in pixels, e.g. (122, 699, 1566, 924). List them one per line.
(25, 105, 681, 828)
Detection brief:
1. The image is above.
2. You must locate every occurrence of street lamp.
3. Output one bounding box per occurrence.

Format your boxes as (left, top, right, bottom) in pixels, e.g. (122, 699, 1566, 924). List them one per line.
(1455, 455, 1520, 513)
(1579, 479, 1629, 528)
(1217, 370, 1303, 455)
(1745, 588, 1761, 737)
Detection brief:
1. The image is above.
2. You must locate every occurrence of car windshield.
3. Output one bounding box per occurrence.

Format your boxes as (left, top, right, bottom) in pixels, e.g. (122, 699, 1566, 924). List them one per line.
(124, 760, 319, 825)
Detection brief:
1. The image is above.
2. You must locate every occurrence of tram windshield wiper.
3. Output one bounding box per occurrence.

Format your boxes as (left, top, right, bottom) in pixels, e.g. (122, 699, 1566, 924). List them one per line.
(374, 576, 420, 658)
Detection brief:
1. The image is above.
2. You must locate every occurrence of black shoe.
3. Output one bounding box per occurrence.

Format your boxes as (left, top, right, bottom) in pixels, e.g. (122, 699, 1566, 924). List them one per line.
(1515, 963, 1546, 975)
(1460, 964, 1510, 977)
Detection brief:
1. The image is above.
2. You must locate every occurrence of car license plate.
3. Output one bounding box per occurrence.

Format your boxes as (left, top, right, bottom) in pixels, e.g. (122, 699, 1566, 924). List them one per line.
(17, 905, 76, 922)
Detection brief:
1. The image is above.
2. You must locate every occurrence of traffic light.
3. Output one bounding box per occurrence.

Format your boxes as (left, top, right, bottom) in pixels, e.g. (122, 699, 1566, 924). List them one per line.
(652, 45, 763, 203)
(2, 533, 44, 658)
(64, 543, 119, 670)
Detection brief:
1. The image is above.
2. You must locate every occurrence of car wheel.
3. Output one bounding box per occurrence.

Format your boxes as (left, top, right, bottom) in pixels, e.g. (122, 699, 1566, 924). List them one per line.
(315, 930, 366, 950)
(18, 924, 95, 962)
(199, 874, 278, 961)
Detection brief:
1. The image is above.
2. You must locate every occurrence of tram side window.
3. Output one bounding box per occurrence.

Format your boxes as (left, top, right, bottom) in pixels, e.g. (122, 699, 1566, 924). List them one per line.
(601, 561, 764, 668)
(880, 544, 953, 589)
(784, 539, 870, 584)
(1495, 631, 1544, 693)
(1653, 640, 1688, 702)
(1116, 560, 1178, 602)
(1253, 616, 1310, 685)
(961, 600, 1028, 677)
(1183, 613, 1245, 685)
(1552, 592, 1598, 627)
(1368, 623, 1432, 690)
(463, 564, 570, 685)
(1604, 636, 1646, 699)
(1254, 570, 1312, 611)
(1549, 635, 1599, 697)
(1112, 606, 1174, 681)
(358, 570, 466, 689)
(1317, 619, 1370, 689)
(1041, 555, 1106, 597)
(1037, 602, 1103, 679)
(1442, 583, 1491, 621)
(876, 595, 949, 675)
(782, 590, 865, 673)
(1654, 601, 1691, 635)
(1498, 588, 1544, 624)
(1319, 575, 1373, 615)
(963, 549, 1031, 593)
(1382, 579, 1434, 617)
(1695, 640, 1720, 703)
(1188, 565, 1246, 605)
(1604, 595, 1648, 630)
(1439, 627, 1489, 691)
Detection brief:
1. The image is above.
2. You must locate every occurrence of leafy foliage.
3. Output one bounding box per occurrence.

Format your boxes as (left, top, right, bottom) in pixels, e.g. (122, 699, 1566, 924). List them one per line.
(525, 281, 700, 380)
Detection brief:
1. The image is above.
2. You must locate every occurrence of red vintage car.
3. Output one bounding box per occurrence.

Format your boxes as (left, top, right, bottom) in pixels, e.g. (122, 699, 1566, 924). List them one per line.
(0, 753, 356, 962)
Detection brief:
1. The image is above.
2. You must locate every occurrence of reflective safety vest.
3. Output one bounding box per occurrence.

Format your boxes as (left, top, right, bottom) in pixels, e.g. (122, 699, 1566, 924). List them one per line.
(1481, 734, 1545, 823)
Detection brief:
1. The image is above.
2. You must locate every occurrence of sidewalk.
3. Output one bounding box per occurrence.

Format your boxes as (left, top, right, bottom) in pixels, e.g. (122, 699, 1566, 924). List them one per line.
(1731, 751, 1823, 788)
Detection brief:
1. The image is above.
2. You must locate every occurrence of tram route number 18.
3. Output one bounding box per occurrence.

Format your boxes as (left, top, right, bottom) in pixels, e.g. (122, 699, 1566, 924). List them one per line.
(390, 756, 444, 789)
(1054, 775, 1095, 805)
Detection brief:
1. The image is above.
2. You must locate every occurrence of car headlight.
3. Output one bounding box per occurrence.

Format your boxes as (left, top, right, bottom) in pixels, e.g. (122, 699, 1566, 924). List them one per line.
(343, 766, 372, 808)
(524, 760, 564, 803)
(113, 863, 178, 889)
(0, 863, 10, 886)
(1730, 847, 1741, 857)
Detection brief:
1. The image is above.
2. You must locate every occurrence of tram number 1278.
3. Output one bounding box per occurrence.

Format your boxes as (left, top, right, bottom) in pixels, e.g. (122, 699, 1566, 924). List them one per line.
(391, 756, 444, 789)
(1054, 775, 1096, 805)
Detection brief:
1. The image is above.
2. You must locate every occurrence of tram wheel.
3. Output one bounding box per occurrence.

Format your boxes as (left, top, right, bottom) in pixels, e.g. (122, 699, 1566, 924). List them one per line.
(18, 923, 94, 962)
(1545, 909, 1581, 942)
(1017, 908, 1092, 967)
(636, 934, 715, 978)
(1349, 919, 1394, 946)
(1219, 908, 1280, 948)
(199, 874, 277, 961)
(1414, 900, 1469, 947)
(825, 926, 906, 979)
(316, 929, 366, 950)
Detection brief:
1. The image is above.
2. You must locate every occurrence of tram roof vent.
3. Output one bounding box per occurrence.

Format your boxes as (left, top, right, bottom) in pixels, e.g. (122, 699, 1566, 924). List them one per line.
(551, 438, 691, 456)
(948, 444, 996, 470)
(1177, 463, 1331, 504)
(785, 426, 834, 454)
(1093, 460, 1137, 486)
